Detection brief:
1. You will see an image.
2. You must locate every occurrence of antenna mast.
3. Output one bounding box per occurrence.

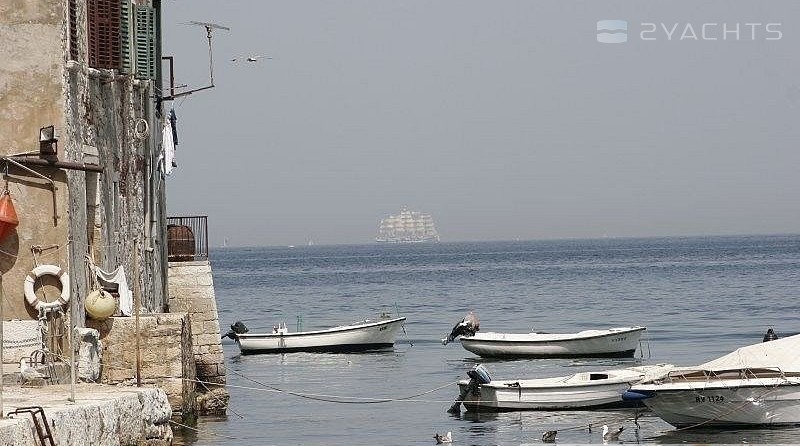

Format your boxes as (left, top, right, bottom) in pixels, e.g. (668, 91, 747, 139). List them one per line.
(161, 21, 230, 101)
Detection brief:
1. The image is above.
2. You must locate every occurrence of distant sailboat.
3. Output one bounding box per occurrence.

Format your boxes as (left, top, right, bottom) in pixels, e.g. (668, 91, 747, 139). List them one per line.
(221, 237, 230, 248)
(376, 206, 440, 243)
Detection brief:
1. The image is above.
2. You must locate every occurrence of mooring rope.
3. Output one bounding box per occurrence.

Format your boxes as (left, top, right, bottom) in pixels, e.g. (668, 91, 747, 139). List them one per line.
(225, 367, 459, 404)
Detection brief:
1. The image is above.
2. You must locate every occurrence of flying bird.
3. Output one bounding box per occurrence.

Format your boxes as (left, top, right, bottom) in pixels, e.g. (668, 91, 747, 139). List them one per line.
(602, 425, 624, 442)
(433, 431, 452, 444)
(542, 430, 558, 443)
(231, 55, 273, 63)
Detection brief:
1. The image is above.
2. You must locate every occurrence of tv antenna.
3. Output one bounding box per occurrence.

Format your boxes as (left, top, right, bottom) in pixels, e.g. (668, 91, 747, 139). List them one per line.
(161, 20, 230, 101)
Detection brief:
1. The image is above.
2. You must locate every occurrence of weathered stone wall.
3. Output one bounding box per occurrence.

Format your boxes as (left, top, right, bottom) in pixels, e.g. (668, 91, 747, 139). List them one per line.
(167, 260, 229, 415)
(0, 0, 70, 321)
(0, 384, 172, 446)
(85, 313, 197, 420)
(0, 0, 169, 325)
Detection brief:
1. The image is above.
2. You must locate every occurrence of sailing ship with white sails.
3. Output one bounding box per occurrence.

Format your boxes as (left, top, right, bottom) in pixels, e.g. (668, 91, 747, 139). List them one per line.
(376, 206, 440, 243)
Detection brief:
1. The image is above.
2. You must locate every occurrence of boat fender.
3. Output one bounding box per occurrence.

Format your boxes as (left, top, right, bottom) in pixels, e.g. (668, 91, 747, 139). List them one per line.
(621, 390, 655, 401)
(467, 364, 491, 385)
(222, 320, 249, 340)
(24, 265, 70, 311)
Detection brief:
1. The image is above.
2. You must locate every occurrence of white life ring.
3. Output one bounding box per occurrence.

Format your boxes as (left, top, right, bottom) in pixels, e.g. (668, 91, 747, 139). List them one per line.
(24, 265, 70, 311)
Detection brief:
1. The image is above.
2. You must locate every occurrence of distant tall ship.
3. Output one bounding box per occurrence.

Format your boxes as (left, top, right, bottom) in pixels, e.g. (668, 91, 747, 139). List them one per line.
(376, 207, 440, 243)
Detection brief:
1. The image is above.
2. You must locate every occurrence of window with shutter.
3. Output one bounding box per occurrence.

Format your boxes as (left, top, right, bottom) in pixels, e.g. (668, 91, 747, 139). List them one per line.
(134, 5, 156, 80)
(87, 0, 121, 69)
(68, 0, 78, 61)
(120, 0, 132, 73)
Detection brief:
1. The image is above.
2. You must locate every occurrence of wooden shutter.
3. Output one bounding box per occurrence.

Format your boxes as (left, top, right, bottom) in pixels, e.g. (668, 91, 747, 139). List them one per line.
(120, 0, 132, 73)
(68, 0, 78, 60)
(134, 5, 156, 80)
(87, 0, 121, 69)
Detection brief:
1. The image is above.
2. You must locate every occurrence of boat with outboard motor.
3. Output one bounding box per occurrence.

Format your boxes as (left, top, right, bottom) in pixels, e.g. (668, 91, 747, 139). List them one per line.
(624, 331, 800, 427)
(442, 314, 646, 358)
(223, 314, 406, 354)
(451, 363, 673, 412)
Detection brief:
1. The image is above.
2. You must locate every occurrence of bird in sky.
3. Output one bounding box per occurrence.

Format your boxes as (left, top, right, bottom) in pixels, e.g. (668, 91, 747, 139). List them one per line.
(231, 55, 272, 63)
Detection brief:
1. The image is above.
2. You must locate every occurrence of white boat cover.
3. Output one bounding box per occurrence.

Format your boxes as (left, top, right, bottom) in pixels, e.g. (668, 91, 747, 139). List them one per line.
(692, 333, 800, 373)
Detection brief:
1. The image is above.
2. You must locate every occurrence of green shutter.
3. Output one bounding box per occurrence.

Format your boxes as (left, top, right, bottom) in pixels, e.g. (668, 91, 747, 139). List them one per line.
(134, 5, 156, 80)
(119, 0, 132, 73)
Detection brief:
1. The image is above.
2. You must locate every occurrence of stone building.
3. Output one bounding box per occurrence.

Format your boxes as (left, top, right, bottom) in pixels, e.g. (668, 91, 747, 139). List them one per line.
(1, 0, 227, 419)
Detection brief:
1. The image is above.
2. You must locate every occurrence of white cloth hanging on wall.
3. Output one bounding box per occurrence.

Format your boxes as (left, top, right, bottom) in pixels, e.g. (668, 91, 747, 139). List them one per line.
(162, 117, 176, 175)
(94, 266, 133, 317)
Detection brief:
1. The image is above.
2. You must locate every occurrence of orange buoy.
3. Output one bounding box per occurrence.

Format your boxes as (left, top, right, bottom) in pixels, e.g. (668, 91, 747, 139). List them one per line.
(0, 190, 19, 242)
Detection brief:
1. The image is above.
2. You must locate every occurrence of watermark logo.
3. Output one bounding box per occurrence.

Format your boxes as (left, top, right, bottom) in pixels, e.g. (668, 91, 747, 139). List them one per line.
(597, 20, 628, 43)
(596, 20, 782, 43)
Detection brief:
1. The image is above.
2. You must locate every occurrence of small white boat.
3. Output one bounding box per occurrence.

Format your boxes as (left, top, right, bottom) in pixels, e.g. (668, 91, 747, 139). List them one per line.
(227, 316, 406, 354)
(457, 364, 673, 412)
(626, 333, 800, 428)
(459, 326, 646, 358)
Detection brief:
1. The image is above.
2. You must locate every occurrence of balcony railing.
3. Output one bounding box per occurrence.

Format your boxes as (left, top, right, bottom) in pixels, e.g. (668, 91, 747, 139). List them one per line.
(167, 215, 208, 261)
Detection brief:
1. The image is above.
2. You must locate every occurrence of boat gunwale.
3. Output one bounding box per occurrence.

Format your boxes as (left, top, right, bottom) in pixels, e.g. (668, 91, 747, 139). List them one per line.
(236, 317, 406, 339)
(633, 376, 800, 392)
(458, 377, 643, 390)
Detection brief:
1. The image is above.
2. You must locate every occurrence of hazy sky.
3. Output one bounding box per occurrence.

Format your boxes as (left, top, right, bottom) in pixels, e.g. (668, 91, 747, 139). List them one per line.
(162, 1, 800, 246)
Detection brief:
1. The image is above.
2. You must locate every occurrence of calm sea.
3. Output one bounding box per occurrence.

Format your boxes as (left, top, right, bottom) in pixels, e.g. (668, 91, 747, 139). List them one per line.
(174, 235, 800, 445)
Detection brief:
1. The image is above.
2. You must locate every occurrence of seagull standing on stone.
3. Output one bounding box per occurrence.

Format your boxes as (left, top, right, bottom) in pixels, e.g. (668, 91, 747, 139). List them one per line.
(602, 425, 624, 442)
(434, 431, 452, 444)
(19, 358, 47, 386)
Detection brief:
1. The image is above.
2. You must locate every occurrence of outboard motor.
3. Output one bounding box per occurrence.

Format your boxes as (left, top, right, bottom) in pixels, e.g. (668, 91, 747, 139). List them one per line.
(442, 311, 480, 345)
(448, 364, 491, 413)
(763, 327, 779, 342)
(222, 321, 249, 340)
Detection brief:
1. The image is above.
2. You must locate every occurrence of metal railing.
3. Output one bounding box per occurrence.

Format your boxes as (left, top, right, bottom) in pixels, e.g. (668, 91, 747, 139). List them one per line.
(166, 215, 208, 261)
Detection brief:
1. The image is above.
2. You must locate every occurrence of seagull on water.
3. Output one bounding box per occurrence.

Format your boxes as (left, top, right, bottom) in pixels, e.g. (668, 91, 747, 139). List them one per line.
(542, 430, 558, 443)
(433, 431, 452, 444)
(19, 358, 47, 386)
(602, 425, 624, 442)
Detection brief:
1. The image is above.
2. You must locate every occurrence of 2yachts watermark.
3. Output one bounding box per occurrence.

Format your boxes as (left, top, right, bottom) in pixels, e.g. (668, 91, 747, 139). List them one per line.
(597, 20, 783, 43)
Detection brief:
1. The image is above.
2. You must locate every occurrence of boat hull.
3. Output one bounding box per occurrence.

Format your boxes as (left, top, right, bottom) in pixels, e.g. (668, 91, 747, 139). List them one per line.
(235, 317, 406, 354)
(460, 326, 645, 358)
(633, 379, 800, 427)
(461, 381, 637, 412)
(460, 365, 670, 412)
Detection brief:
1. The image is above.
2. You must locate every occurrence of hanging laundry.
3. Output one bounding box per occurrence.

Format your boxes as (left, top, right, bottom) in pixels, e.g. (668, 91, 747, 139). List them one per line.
(93, 266, 134, 317)
(170, 108, 179, 146)
(162, 115, 176, 175)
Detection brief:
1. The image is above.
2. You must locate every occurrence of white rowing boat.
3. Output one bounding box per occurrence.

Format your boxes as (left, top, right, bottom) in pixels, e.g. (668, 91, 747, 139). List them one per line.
(457, 363, 673, 412)
(225, 316, 406, 354)
(459, 326, 646, 358)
